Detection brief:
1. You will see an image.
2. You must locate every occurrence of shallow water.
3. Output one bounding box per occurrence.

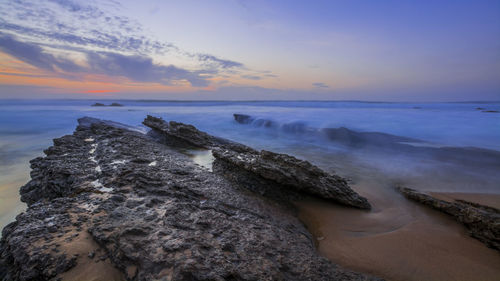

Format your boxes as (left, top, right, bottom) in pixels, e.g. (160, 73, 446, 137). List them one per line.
(0, 100, 499, 279)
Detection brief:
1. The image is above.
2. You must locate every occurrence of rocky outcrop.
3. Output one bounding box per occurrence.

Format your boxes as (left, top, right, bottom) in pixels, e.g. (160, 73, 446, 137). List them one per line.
(233, 114, 253, 124)
(213, 149, 371, 209)
(398, 187, 500, 251)
(0, 117, 381, 281)
(144, 115, 371, 209)
(91, 103, 124, 107)
(143, 115, 251, 152)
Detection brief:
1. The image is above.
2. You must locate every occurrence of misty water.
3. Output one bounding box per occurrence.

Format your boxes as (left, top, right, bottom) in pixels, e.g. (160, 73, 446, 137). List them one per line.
(1, 100, 500, 280)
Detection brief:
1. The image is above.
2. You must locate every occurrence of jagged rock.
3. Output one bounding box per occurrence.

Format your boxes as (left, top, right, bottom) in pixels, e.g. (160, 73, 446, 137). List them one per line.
(144, 115, 371, 209)
(213, 149, 371, 209)
(143, 115, 250, 152)
(91, 103, 106, 107)
(0, 116, 382, 281)
(233, 113, 253, 124)
(398, 187, 500, 251)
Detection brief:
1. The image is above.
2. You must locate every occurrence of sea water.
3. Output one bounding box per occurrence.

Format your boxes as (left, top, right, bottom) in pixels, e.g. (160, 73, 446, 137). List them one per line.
(1, 99, 500, 280)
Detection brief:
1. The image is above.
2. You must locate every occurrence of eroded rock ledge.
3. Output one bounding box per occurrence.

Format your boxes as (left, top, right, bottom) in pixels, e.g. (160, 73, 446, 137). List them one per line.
(0, 116, 379, 281)
(143, 115, 371, 209)
(398, 187, 500, 251)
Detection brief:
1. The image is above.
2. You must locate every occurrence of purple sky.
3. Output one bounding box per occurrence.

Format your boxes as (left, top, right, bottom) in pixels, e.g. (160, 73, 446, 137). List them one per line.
(0, 0, 499, 101)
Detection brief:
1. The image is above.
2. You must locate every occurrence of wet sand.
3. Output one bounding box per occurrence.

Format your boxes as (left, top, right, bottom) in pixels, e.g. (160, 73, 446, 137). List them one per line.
(57, 230, 125, 281)
(0, 180, 27, 236)
(296, 179, 500, 281)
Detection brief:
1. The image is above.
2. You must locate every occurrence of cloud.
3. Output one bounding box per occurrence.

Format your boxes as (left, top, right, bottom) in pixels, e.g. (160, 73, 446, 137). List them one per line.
(312, 82, 329, 88)
(87, 52, 210, 86)
(0, 0, 277, 87)
(198, 54, 244, 69)
(241, 74, 262, 80)
(0, 34, 210, 87)
(0, 34, 82, 72)
(0, 0, 242, 68)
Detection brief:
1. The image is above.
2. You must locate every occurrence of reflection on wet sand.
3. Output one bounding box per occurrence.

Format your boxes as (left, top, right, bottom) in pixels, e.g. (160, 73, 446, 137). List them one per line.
(0, 181, 27, 236)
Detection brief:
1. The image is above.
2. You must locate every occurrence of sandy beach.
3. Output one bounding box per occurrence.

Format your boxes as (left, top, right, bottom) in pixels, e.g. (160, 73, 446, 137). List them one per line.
(297, 188, 500, 281)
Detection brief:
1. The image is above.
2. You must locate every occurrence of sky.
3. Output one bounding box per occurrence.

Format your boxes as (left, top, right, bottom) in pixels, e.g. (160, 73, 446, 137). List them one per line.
(0, 0, 499, 101)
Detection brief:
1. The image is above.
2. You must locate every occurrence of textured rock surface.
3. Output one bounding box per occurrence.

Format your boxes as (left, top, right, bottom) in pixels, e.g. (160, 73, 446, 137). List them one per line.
(143, 115, 250, 152)
(398, 187, 500, 251)
(212, 149, 371, 209)
(144, 115, 370, 209)
(0, 117, 381, 281)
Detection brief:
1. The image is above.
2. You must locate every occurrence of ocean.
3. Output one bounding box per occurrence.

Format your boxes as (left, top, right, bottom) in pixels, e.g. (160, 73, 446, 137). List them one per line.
(1, 99, 500, 280)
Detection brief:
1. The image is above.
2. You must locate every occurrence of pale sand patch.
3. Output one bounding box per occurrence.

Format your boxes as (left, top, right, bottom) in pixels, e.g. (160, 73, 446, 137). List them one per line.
(57, 230, 125, 281)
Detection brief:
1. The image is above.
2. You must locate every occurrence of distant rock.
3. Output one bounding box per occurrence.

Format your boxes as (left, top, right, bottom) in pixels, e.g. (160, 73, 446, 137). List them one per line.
(482, 110, 499, 113)
(233, 113, 254, 124)
(476, 107, 485, 110)
(234, 113, 277, 127)
(233, 113, 420, 148)
(321, 127, 417, 147)
(91, 102, 124, 107)
(398, 187, 500, 251)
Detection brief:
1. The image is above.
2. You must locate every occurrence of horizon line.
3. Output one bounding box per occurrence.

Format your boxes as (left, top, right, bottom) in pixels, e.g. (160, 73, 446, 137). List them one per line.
(1, 98, 499, 104)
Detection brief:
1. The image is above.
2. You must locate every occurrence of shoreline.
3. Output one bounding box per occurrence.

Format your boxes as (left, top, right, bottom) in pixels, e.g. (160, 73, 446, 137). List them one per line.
(1, 116, 499, 281)
(0, 117, 381, 281)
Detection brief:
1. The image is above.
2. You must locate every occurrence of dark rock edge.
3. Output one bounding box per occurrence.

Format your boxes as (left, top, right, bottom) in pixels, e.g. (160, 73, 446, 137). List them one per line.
(397, 187, 500, 251)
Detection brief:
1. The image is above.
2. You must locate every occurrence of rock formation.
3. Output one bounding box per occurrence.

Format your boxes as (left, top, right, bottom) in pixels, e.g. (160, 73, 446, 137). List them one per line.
(0, 116, 380, 281)
(144, 115, 371, 209)
(398, 187, 500, 251)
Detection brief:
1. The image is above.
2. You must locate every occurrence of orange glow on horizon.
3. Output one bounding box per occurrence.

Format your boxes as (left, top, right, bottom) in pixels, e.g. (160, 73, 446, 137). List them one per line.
(82, 89, 120, 94)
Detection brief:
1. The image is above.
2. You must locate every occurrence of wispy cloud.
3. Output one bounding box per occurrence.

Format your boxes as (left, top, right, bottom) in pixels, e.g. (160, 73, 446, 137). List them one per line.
(0, 34, 211, 86)
(241, 74, 262, 80)
(312, 82, 329, 88)
(0, 34, 83, 72)
(198, 54, 244, 69)
(0, 0, 268, 87)
(87, 51, 210, 86)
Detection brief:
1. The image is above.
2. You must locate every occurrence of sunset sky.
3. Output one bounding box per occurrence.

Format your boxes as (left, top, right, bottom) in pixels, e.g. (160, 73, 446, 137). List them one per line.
(0, 0, 499, 101)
